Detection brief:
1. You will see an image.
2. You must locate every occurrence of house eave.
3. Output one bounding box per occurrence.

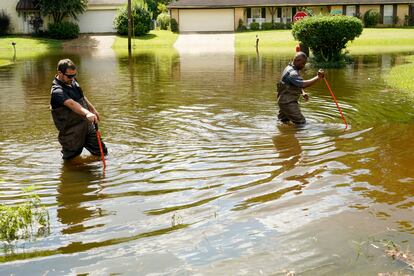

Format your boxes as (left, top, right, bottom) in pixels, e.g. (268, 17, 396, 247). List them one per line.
(168, 0, 414, 9)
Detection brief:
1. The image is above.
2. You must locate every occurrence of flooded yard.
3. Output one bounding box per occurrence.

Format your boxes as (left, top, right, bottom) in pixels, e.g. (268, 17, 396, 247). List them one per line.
(0, 47, 414, 274)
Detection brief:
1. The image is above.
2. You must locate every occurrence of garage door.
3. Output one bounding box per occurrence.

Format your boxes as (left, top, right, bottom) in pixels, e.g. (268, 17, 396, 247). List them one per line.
(77, 10, 117, 33)
(179, 9, 234, 32)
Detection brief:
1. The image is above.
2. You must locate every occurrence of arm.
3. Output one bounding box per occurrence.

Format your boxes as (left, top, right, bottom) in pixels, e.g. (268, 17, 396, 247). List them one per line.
(63, 99, 98, 123)
(301, 69, 325, 88)
(84, 96, 101, 121)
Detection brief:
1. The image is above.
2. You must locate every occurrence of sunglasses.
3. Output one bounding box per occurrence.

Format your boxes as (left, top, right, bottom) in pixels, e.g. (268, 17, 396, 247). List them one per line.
(63, 73, 77, 79)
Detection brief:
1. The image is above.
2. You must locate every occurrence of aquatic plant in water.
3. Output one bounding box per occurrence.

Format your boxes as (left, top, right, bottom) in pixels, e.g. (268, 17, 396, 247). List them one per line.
(0, 186, 50, 243)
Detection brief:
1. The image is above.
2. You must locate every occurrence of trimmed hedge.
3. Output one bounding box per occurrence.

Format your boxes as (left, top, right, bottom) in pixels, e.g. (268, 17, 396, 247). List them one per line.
(364, 9, 380, 27)
(250, 22, 260, 30)
(170, 18, 178, 32)
(292, 15, 363, 62)
(261, 22, 273, 30)
(48, 21, 79, 39)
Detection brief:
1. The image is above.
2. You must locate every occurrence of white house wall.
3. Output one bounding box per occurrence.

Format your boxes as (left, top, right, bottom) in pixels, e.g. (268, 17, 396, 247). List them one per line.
(2, 0, 25, 33)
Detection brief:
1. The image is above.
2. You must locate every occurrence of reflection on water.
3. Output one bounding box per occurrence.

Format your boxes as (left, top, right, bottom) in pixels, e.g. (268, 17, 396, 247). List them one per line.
(0, 47, 414, 275)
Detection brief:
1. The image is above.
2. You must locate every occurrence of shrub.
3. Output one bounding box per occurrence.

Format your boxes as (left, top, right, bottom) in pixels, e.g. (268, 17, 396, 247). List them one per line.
(250, 22, 260, 30)
(0, 186, 50, 242)
(29, 15, 44, 35)
(292, 15, 363, 63)
(114, 6, 152, 36)
(273, 22, 285, 29)
(364, 9, 380, 27)
(156, 12, 170, 30)
(170, 18, 178, 32)
(48, 21, 80, 39)
(0, 10, 10, 36)
(237, 18, 246, 31)
(261, 22, 273, 30)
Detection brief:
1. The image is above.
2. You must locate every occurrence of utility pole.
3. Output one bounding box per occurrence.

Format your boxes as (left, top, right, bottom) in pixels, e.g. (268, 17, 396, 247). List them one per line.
(128, 0, 132, 54)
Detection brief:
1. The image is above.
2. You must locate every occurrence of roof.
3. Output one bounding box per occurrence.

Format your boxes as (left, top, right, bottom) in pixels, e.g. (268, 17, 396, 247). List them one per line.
(169, 0, 414, 8)
(16, 0, 40, 11)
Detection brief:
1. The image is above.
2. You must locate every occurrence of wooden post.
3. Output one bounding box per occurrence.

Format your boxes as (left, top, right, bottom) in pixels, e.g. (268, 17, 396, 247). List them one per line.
(128, 0, 132, 53)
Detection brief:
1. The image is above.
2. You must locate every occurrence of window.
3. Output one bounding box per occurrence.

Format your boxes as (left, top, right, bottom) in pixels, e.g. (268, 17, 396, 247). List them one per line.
(383, 5, 394, 24)
(251, 8, 262, 18)
(346, 5, 356, 16)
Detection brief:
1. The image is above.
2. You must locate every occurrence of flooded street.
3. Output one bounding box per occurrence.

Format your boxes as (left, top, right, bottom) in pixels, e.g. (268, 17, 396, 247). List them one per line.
(0, 47, 414, 274)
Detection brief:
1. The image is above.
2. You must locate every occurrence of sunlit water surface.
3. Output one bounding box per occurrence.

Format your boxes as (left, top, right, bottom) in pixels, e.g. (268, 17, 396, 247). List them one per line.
(0, 48, 414, 275)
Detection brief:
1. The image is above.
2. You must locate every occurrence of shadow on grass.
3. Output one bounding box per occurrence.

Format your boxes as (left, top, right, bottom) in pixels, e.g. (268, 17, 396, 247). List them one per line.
(119, 33, 157, 40)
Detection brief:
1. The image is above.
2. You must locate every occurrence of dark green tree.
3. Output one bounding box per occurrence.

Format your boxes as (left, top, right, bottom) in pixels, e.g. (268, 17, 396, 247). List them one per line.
(292, 15, 363, 63)
(39, 0, 87, 23)
(114, 0, 152, 36)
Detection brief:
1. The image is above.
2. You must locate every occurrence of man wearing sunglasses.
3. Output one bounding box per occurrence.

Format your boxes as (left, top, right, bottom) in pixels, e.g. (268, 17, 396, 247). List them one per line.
(50, 58, 108, 160)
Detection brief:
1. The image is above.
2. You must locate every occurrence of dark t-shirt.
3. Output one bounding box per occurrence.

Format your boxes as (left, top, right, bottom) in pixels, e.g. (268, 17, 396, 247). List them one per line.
(50, 77, 84, 109)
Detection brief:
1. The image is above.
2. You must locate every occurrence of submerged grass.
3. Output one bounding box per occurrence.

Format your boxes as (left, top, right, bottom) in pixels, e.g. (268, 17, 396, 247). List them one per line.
(0, 186, 50, 246)
(113, 30, 178, 50)
(235, 28, 414, 55)
(0, 36, 62, 66)
(384, 55, 414, 93)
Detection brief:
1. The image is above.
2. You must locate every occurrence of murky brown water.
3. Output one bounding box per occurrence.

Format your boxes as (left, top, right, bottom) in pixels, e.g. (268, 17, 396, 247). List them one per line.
(1, 48, 414, 275)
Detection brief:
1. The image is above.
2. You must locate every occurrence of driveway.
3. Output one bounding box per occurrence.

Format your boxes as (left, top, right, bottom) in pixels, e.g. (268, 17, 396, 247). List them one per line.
(63, 35, 116, 57)
(173, 33, 235, 54)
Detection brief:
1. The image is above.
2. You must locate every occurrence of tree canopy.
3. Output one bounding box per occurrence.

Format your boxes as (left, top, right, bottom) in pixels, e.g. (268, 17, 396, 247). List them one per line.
(39, 0, 87, 23)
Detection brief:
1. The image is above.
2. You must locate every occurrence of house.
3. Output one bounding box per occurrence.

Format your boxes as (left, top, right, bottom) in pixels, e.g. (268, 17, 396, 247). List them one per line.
(2, 0, 124, 34)
(168, 0, 414, 32)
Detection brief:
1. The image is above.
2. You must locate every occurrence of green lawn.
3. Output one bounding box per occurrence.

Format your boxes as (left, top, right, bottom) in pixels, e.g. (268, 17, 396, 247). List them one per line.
(113, 30, 178, 52)
(0, 36, 62, 67)
(236, 29, 296, 55)
(384, 55, 414, 92)
(235, 28, 414, 55)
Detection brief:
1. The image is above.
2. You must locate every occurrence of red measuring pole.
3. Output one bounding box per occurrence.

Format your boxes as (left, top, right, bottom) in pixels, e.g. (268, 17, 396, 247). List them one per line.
(323, 77, 348, 130)
(94, 123, 106, 169)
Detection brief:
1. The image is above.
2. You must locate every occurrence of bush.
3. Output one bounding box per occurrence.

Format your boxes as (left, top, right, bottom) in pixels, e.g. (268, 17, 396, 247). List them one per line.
(170, 18, 178, 32)
(156, 12, 170, 30)
(364, 9, 380, 27)
(29, 15, 44, 35)
(292, 15, 363, 63)
(261, 22, 273, 30)
(237, 18, 246, 31)
(114, 6, 152, 36)
(250, 22, 260, 30)
(0, 10, 10, 36)
(273, 22, 285, 29)
(47, 21, 80, 39)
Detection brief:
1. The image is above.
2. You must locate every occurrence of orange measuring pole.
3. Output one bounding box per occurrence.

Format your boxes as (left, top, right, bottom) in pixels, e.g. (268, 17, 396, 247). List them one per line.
(323, 77, 348, 130)
(94, 123, 106, 169)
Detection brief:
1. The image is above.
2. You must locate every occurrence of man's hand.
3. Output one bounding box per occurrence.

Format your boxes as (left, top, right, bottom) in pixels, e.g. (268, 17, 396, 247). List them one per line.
(91, 110, 101, 121)
(317, 69, 325, 79)
(302, 90, 309, 101)
(86, 112, 98, 123)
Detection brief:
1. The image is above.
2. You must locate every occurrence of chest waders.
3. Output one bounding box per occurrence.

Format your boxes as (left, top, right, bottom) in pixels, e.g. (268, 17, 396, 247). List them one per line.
(276, 68, 306, 125)
(51, 97, 93, 158)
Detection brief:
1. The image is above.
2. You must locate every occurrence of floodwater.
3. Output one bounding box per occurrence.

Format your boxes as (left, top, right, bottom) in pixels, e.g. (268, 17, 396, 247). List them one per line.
(0, 46, 414, 275)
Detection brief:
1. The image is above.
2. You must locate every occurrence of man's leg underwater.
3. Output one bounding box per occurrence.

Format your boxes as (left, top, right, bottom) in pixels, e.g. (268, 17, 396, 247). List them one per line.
(84, 126, 108, 157)
(279, 102, 306, 125)
(62, 147, 83, 160)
